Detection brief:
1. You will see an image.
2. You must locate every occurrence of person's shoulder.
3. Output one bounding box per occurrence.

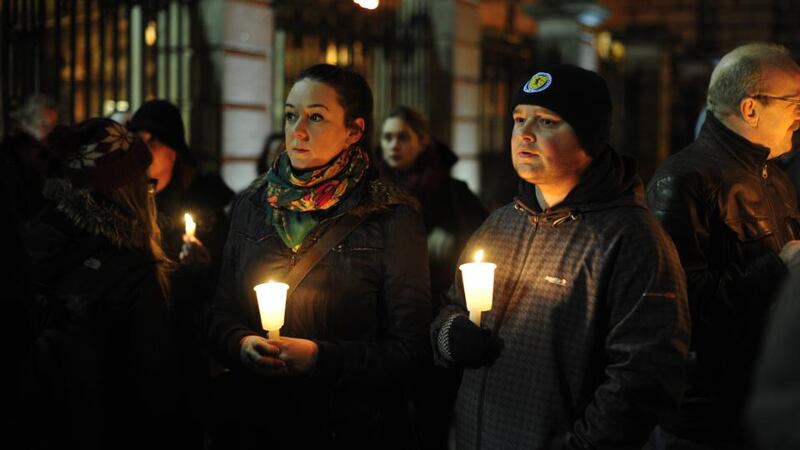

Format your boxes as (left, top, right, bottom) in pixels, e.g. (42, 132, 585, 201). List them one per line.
(353, 179, 420, 216)
(186, 172, 235, 209)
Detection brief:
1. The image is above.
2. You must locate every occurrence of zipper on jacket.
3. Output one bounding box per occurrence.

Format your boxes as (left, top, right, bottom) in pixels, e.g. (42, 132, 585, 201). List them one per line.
(475, 201, 542, 448)
(761, 163, 785, 246)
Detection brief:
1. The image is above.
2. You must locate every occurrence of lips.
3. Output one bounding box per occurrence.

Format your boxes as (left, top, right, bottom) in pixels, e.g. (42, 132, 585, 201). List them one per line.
(517, 149, 539, 158)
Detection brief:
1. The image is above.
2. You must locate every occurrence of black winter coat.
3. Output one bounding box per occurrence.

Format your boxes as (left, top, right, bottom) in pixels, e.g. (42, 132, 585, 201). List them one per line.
(207, 177, 432, 449)
(23, 194, 180, 450)
(646, 112, 800, 445)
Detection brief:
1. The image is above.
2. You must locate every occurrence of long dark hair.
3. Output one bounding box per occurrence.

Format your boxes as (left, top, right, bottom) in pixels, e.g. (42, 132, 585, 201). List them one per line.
(295, 64, 375, 167)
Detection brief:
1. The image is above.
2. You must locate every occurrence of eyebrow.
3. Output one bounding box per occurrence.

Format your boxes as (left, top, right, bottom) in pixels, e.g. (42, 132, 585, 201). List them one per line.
(284, 103, 329, 111)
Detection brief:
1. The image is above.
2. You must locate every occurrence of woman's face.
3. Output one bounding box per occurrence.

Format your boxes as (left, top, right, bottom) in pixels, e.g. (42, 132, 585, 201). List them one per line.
(284, 79, 363, 170)
(381, 117, 426, 171)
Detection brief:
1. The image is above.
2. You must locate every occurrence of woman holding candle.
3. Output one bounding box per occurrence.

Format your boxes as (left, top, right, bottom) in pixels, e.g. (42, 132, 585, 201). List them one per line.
(22, 118, 181, 449)
(207, 64, 431, 449)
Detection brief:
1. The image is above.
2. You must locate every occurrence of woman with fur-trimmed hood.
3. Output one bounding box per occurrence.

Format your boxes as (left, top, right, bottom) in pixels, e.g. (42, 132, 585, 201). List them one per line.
(22, 118, 181, 449)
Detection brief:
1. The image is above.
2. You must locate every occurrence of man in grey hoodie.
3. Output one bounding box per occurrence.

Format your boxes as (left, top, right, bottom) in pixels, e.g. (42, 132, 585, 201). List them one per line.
(431, 65, 690, 449)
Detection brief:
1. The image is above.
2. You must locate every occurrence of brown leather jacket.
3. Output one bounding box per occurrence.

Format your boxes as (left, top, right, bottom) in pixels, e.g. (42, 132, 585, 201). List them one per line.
(646, 112, 800, 444)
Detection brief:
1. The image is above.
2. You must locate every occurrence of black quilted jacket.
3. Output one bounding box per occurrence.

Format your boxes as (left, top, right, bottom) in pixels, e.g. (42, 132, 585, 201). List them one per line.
(207, 176, 432, 449)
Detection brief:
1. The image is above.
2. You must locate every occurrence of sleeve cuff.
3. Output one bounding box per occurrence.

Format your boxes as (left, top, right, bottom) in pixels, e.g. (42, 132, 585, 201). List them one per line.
(437, 313, 461, 363)
(311, 340, 343, 382)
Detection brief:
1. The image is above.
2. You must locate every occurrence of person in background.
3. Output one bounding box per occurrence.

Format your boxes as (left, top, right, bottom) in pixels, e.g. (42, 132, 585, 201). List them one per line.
(23, 118, 179, 449)
(1, 93, 60, 222)
(206, 63, 431, 449)
(646, 42, 800, 449)
(379, 106, 487, 449)
(256, 132, 286, 177)
(432, 65, 690, 449)
(128, 99, 234, 445)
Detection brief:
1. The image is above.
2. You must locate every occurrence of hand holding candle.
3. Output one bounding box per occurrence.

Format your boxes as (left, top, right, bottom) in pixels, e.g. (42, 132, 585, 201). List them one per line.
(253, 281, 289, 340)
(459, 249, 496, 326)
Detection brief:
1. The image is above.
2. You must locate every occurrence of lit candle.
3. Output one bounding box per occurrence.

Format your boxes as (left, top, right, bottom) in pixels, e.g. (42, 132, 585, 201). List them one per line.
(459, 249, 496, 326)
(253, 281, 289, 340)
(184, 213, 196, 239)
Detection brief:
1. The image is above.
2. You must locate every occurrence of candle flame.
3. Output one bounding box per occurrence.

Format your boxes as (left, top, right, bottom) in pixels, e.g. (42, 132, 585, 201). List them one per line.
(184, 213, 196, 237)
(474, 249, 484, 263)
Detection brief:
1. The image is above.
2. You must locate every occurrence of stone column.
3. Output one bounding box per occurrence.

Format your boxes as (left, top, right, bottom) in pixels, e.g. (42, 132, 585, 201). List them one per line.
(430, 0, 482, 194)
(195, 0, 274, 192)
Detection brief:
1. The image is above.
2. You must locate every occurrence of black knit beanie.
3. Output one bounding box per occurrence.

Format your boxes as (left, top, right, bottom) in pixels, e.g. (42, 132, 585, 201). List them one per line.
(511, 65, 612, 155)
(128, 99, 190, 157)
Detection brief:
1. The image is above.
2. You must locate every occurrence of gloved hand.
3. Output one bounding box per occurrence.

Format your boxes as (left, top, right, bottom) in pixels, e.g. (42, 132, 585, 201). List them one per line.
(438, 314, 503, 368)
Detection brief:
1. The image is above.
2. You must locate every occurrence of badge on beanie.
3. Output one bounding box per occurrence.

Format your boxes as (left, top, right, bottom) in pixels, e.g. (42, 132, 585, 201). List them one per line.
(523, 72, 552, 93)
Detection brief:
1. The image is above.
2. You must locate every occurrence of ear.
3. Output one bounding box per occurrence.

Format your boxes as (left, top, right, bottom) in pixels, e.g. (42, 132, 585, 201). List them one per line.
(345, 117, 365, 146)
(740, 97, 760, 127)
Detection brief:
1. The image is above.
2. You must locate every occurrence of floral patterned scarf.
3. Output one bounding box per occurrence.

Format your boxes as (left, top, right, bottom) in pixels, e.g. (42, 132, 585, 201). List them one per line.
(266, 146, 368, 250)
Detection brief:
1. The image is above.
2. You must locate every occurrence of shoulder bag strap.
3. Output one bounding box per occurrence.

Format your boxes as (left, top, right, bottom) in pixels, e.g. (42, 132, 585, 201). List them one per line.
(283, 213, 368, 299)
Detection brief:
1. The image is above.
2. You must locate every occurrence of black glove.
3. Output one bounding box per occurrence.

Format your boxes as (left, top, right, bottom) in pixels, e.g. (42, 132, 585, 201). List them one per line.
(440, 314, 503, 368)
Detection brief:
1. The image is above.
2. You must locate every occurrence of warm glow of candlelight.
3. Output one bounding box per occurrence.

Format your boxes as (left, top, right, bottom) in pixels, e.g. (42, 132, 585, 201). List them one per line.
(253, 281, 289, 340)
(184, 213, 196, 238)
(354, 0, 379, 9)
(460, 250, 496, 326)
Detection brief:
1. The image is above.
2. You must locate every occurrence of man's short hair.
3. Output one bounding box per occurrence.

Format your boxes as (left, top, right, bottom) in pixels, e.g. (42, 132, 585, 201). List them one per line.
(707, 43, 798, 117)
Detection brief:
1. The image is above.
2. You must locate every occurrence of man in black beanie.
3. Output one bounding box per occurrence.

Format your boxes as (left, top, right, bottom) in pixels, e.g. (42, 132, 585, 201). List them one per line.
(430, 65, 690, 449)
(129, 99, 234, 445)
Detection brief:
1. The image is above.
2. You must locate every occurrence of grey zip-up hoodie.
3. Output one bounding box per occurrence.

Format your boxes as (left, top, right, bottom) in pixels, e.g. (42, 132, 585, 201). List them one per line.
(432, 147, 690, 449)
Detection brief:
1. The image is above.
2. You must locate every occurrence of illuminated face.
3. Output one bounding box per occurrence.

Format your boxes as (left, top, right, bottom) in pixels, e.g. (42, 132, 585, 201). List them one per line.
(381, 117, 427, 171)
(136, 130, 176, 193)
(752, 68, 800, 159)
(284, 79, 363, 170)
(510, 104, 592, 188)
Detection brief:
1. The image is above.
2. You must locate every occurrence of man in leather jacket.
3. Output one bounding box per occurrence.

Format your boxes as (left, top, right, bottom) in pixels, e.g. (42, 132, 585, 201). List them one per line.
(647, 42, 800, 449)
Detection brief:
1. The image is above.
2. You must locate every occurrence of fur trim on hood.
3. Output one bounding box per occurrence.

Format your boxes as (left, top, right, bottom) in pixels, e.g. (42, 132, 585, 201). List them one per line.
(42, 177, 149, 249)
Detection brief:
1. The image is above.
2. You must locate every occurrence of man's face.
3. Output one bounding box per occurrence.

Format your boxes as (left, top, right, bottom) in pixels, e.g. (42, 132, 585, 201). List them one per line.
(510, 104, 592, 188)
(753, 68, 800, 158)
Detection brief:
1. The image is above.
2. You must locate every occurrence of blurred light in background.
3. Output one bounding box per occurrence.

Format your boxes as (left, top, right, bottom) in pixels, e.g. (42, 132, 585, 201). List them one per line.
(145, 20, 157, 46)
(354, 0, 379, 10)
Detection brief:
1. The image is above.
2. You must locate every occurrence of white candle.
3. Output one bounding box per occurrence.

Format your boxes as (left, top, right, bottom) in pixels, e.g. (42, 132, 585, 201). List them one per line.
(459, 249, 496, 326)
(253, 281, 289, 340)
(184, 213, 196, 238)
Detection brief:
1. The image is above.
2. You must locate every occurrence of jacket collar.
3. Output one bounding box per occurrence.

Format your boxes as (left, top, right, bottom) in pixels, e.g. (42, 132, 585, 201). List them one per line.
(41, 178, 149, 249)
(700, 111, 771, 170)
(515, 145, 644, 220)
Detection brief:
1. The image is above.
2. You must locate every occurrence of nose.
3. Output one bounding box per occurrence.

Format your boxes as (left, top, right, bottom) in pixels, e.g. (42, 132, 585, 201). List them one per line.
(519, 123, 536, 143)
(291, 117, 309, 141)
